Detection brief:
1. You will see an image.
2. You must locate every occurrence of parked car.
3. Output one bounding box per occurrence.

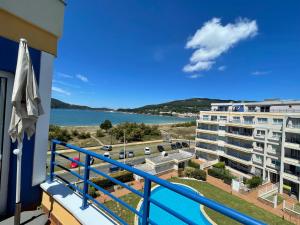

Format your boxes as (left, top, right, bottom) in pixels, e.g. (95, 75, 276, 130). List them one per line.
(101, 145, 112, 151)
(70, 157, 80, 168)
(103, 152, 110, 159)
(127, 151, 134, 158)
(144, 147, 151, 155)
(182, 142, 189, 148)
(157, 145, 165, 152)
(119, 151, 126, 159)
(171, 143, 177, 150)
(175, 142, 182, 149)
(109, 165, 120, 173)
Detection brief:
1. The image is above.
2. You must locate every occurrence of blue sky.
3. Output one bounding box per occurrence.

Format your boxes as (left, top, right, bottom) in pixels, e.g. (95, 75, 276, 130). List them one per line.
(52, 0, 300, 109)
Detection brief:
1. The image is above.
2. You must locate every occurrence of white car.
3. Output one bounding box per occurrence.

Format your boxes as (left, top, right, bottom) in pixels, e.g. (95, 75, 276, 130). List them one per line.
(144, 147, 151, 155)
(103, 152, 110, 159)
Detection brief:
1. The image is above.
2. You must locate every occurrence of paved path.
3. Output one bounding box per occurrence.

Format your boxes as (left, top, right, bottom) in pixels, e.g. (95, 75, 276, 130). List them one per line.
(206, 175, 300, 225)
(91, 135, 105, 146)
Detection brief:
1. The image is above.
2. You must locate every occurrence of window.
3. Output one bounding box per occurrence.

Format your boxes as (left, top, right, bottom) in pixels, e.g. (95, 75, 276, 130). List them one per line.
(257, 142, 264, 148)
(256, 130, 265, 136)
(202, 115, 209, 120)
(211, 116, 217, 121)
(273, 118, 283, 125)
(232, 116, 240, 122)
(272, 132, 281, 139)
(258, 118, 268, 124)
(220, 116, 227, 121)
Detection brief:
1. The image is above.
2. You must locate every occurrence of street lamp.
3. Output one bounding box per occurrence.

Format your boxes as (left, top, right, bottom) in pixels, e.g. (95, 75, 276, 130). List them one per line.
(123, 130, 126, 164)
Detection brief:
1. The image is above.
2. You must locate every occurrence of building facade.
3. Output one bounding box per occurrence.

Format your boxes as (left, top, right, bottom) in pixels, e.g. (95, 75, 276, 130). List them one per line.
(195, 100, 300, 201)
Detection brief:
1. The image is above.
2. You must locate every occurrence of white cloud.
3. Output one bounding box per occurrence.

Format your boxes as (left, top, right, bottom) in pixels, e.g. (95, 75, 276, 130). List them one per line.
(218, 65, 227, 71)
(188, 74, 203, 79)
(183, 18, 258, 73)
(57, 72, 73, 79)
(53, 80, 80, 88)
(76, 74, 88, 82)
(52, 86, 71, 96)
(252, 70, 271, 75)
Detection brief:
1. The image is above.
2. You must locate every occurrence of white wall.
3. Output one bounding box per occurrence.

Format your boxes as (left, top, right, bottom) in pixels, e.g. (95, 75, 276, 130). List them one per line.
(32, 52, 53, 186)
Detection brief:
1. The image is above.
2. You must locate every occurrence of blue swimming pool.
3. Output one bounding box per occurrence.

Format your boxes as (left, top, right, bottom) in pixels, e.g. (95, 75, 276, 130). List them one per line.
(139, 183, 212, 225)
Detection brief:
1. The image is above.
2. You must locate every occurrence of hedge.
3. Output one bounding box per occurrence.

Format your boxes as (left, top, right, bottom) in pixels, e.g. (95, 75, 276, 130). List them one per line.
(212, 162, 225, 169)
(208, 168, 235, 184)
(188, 160, 200, 169)
(246, 176, 262, 189)
(91, 170, 134, 189)
(184, 167, 206, 181)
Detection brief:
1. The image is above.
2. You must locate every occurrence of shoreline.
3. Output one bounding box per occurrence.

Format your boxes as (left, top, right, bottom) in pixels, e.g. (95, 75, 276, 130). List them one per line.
(55, 122, 191, 128)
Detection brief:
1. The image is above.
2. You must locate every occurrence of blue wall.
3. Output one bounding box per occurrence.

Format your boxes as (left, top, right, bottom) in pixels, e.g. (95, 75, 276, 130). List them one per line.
(0, 36, 42, 215)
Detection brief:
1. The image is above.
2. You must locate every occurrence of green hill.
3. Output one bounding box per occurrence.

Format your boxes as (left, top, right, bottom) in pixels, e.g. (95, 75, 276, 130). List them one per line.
(117, 98, 242, 114)
(51, 98, 113, 111)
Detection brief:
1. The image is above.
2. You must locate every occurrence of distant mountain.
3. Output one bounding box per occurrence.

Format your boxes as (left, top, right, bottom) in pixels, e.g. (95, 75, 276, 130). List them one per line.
(117, 98, 245, 114)
(51, 98, 113, 111)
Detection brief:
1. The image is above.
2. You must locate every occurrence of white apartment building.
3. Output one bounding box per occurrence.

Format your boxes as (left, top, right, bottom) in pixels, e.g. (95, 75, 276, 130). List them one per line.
(195, 100, 300, 201)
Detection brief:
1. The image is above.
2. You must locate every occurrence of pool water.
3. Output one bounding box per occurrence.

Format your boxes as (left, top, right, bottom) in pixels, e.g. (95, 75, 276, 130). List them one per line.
(139, 184, 212, 225)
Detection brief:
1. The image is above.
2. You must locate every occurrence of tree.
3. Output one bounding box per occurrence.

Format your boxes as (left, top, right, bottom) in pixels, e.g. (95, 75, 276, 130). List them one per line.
(100, 120, 112, 132)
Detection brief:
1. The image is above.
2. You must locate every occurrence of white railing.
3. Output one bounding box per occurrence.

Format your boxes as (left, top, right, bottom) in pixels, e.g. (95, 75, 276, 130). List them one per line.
(258, 182, 279, 197)
(283, 200, 300, 215)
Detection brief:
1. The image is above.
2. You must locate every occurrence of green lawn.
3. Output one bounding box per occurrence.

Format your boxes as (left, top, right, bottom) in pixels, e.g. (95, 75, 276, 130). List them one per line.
(103, 178, 293, 225)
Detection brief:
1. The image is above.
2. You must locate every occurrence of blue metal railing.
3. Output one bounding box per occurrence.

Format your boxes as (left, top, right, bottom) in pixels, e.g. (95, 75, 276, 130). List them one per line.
(49, 139, 265, 225)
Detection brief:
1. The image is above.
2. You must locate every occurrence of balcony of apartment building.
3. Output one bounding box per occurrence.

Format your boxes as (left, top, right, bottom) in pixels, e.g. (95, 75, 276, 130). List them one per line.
(196, 124, 219, 135)
(284, 148, 300, 166)
(196, 133, 218, 145)
(224, 149, 252, 166)
(283, 164, 300, 182)
(40, 140, 264, 225)
(254, 129, 266, 140)
(286, 118, 300, 134)
(221, 158, 252, 175)
(253, 142, 264, 154)
(266, 158, 280, 171)
(226, 116, 255, 128)
(225, 126, 253, 141)
(285, 133, 300, 150)
(268, 131, 282, 143)
(198, 115, 220, 125)
(252, 155, 264, 166)
(225, 138, 253, 153)
(266, 144, 280, 157)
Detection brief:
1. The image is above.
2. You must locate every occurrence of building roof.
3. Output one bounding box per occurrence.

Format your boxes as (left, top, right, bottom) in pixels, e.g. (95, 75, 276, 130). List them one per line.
(147, 150, 193, 165)
(211, 100, 300, 107)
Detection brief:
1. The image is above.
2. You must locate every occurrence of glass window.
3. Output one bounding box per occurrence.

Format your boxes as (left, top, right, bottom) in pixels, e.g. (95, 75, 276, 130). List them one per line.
(257, 130, 265, 136)
(258, 118, 268, 124)
(202, 115, 209, 120)
(273, 118, 283, 125)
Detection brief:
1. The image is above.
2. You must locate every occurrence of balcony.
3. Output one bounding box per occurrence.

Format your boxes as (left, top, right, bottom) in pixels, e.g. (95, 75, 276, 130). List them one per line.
(252, 157, 263, 165)
(284, 156, 300, 166)
(285, 141, 300, 150)
(266, 163, 280, 171)
(196, 128, 218, 135)
(195, 137, 218, 145)
(45, 140, 263, 225)
(283, 171, 300, 182)
(226, 120, 255, 128)
(225, 131, 254, 141)
(224, 142, 253, 153)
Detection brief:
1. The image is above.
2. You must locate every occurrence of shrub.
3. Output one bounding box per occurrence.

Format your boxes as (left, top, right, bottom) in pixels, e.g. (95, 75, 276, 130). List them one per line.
(188, 160, 200, 169)
(184, 167, 195, 177)
(48, 125, 72, 142)
(78, 132, 91, 139)
(246, 176, 262, 189)
(71, 129, 79, 137)
(88, 186, 100, 198)
(96, 129, 105, 137)
(212, 162, 225, 169)
(171, 121, 196, 127)
(208, 168, 234, 184)
(191, 169, 207, 181)
(91, 170, 134, 189)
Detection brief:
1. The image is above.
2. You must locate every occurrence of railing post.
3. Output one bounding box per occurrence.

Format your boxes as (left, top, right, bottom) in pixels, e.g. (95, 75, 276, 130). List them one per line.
(142, 178, 151, 225)
(49, 141, 56, 182)
(81, 154, 91, 209)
